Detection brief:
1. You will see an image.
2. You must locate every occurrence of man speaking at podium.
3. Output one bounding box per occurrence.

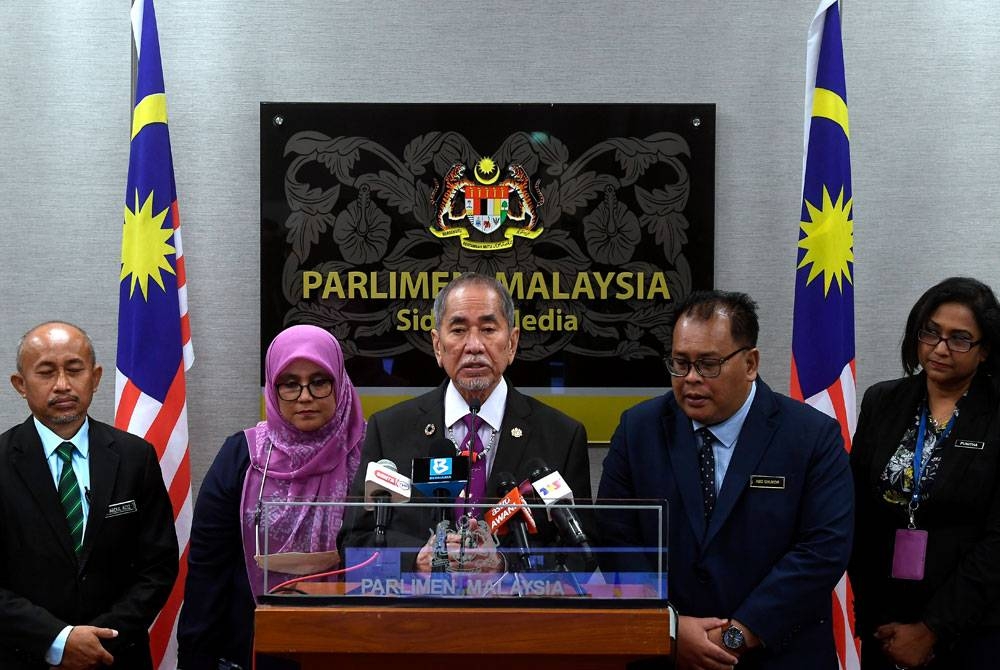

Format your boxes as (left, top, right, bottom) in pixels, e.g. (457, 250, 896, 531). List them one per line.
(341, 272, 591, 571)
(598, 291, 853, 669)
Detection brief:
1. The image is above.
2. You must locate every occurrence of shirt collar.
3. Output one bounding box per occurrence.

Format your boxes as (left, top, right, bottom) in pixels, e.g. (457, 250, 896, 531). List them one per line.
(444, 377, 508, 431)
(692, 380, 757, 450)
(34, 417, 91, 459)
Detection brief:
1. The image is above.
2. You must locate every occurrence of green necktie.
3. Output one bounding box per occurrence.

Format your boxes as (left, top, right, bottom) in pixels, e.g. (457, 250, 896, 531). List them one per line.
(56, 442, 85, 555)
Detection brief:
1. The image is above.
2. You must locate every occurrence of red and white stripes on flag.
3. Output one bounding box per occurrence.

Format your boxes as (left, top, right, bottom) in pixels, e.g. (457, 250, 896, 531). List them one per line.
(117, 1, 193, 668)
(791, 1, 860, 668)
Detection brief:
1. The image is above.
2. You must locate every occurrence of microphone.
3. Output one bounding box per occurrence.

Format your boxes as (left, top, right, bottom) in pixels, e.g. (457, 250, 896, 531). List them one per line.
(411, 439, 469, 523)
(485, 473, 537, 573)
(364, 459, 411, 547)
(526, 459, 594, 562)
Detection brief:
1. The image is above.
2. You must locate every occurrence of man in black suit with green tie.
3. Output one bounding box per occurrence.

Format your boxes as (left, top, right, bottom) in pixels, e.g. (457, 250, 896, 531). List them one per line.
(0, 322, 177, 669)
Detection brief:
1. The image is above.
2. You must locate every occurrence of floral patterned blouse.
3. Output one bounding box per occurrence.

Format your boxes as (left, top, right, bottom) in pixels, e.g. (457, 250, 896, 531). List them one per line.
(879, 404, 957, 506)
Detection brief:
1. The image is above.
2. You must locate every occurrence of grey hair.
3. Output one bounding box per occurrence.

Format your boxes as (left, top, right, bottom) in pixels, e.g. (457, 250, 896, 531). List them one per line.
(432, 272, 515, 328)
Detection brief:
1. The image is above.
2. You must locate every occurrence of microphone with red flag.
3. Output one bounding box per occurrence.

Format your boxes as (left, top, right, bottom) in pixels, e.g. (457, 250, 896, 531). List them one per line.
(485, 474, 537, 573)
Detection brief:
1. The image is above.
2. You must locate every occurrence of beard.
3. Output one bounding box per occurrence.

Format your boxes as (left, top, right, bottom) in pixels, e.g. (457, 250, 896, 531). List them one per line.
(49, 412, 82, 425)
(456, 375, 494, 393)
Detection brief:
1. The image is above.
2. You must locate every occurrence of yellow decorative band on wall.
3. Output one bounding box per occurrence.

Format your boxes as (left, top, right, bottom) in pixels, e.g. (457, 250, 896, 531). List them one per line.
(358, 390, 659, 444)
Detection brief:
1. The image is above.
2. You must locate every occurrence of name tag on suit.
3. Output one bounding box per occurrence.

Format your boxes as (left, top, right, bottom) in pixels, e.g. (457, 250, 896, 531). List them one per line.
(954, 439, 985, 450)
(749, 475, 785, 489)
(106, 500, 138, 518)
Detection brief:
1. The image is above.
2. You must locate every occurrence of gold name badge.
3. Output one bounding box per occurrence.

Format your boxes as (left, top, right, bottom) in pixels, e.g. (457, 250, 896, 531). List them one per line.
(750, 475, 785, 490)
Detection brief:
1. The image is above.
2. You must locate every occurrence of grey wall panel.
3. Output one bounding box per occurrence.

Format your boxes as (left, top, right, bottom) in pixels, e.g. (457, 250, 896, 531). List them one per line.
(2, 2, 998, 495)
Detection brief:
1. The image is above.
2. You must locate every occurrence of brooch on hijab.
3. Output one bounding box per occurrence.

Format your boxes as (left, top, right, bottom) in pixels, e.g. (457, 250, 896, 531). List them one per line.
(511, 427, 523, 438)
(424, 423, 436, 436)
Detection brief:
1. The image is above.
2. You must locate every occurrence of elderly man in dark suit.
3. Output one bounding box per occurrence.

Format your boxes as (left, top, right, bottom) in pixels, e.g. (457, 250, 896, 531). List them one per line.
(598, 291, 853, 670)
(0, 322, 177, 669)
(341, 272, 591, 571)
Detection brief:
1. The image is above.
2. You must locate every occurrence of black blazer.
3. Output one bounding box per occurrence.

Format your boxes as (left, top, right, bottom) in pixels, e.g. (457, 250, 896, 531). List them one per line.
(339, 380, 591, 562)
(0, 417, 178, 669)
(848, 373, 1000, 643)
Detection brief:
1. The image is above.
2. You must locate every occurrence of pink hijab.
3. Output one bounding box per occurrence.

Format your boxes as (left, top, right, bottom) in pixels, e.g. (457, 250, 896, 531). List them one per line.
(240, 325, 365, 595)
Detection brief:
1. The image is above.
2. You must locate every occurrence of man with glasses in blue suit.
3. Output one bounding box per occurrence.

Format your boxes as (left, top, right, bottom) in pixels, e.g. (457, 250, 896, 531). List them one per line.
(598, 290, 854, 670)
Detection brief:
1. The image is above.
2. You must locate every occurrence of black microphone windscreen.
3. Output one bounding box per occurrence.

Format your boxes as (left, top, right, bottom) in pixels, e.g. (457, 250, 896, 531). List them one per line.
(524, 458, 552, 482)
(468, 398, 482, 414)
(428, 438, 455, 458)
(495, 472, 518, 497)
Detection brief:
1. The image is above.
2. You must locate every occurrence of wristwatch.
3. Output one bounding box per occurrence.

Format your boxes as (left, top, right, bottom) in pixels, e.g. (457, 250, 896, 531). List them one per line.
(722, 623, 746, 652)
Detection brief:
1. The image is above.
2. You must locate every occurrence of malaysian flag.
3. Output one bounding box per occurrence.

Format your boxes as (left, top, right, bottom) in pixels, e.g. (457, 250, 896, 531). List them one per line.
(116, 1, 194, 668)
(790, 2, 859, 669)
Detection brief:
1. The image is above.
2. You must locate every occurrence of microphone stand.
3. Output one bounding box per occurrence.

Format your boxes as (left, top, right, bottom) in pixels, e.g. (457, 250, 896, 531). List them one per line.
(553, 546, 587, 597)
(457, 399, 482, 570)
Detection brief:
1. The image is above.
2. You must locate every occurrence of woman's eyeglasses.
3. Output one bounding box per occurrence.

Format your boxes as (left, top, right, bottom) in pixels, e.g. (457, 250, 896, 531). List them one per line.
(917, 329, 981, 353)
(276, 378, 334, 401)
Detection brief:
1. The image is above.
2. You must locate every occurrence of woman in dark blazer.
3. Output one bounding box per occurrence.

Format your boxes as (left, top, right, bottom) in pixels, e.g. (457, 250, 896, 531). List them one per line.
(849, 277, 1000, 669)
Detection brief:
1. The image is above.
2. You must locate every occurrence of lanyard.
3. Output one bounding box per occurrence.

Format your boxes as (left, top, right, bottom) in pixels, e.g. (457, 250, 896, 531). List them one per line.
(909, 403, 954, 527)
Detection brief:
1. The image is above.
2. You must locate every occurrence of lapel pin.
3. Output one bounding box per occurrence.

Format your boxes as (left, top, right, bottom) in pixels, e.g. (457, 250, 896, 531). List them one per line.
(424, 423, 436, 436)
(511, 427, 523, 438)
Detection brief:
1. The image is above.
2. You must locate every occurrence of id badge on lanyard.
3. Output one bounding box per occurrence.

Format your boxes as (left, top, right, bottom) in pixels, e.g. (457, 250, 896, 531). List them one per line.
(891, 404, 952, 581)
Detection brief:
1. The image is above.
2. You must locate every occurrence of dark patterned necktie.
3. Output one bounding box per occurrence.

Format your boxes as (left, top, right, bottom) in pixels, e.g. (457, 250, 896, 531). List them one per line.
(696, 428, 717, 520)
(56, 442, 85, 555)
(462, 413, 487, 510)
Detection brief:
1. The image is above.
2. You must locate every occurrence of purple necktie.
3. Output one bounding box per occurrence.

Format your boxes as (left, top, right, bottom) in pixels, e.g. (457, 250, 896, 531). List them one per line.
(462, 413, 488, 513)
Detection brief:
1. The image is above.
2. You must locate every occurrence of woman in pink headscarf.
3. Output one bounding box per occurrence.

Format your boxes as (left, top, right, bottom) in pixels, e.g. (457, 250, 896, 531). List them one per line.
(178, 325, 365, 670)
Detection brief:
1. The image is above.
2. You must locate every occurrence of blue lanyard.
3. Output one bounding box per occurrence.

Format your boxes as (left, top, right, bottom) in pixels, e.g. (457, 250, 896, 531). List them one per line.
(911, 403, 954, 507)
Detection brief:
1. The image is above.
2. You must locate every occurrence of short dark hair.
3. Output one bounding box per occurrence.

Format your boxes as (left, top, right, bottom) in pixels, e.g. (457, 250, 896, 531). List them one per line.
(433, 272, 516, 329)
(672, 290, 760, 348)
(901, 276, 1000, 376)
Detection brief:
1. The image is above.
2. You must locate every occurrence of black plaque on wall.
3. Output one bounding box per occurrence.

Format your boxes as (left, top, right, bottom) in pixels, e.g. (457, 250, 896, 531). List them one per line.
(261, 103, 715, 438)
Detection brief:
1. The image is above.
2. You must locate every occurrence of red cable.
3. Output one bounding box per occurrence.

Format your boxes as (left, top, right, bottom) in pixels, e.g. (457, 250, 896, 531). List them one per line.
(267, 551, 381, 593)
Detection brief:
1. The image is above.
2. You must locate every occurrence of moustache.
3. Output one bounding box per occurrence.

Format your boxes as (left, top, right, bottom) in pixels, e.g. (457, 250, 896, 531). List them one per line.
(48, 395, 80, 407)
(459, 356, 490, 368)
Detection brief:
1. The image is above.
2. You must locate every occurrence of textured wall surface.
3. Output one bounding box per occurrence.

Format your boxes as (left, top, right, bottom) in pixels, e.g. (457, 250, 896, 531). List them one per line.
(2, 1, 998, 494)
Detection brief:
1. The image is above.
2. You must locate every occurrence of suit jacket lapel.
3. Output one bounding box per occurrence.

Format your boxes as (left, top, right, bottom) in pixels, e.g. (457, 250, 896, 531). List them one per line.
(9, 418, 77, 562)
(491, 386, 531, 494)
(868, 376, 924, 491)
(705, 383, 776, 546)
(928, 374, 997, 499)
(663, 400, 709, 543)
(411, 384, 449, 457)
(80, 420, 119, 566)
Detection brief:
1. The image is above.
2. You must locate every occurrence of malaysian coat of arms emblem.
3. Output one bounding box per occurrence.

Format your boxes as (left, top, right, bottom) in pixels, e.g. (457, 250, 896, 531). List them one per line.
(430, 158, 544, 250)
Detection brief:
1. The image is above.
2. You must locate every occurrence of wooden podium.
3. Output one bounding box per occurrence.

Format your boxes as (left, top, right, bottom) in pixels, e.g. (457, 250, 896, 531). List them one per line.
(255, 603, 673, 669)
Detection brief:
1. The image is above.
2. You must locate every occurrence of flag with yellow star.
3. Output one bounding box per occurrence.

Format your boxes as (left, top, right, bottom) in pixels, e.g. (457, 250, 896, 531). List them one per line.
(793, 0, 855, 411)
(116, 1, 193, 667)
(791, 2, 859, 669)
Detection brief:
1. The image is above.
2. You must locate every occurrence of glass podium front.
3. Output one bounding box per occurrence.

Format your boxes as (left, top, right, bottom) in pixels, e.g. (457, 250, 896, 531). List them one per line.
(256, 499, 667, 606)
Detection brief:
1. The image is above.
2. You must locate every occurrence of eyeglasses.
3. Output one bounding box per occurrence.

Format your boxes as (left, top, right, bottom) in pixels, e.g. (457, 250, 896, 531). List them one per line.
(917, 328, 981, 353)
(664, 346, 752, 378)
(275, 378, 334, 401)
